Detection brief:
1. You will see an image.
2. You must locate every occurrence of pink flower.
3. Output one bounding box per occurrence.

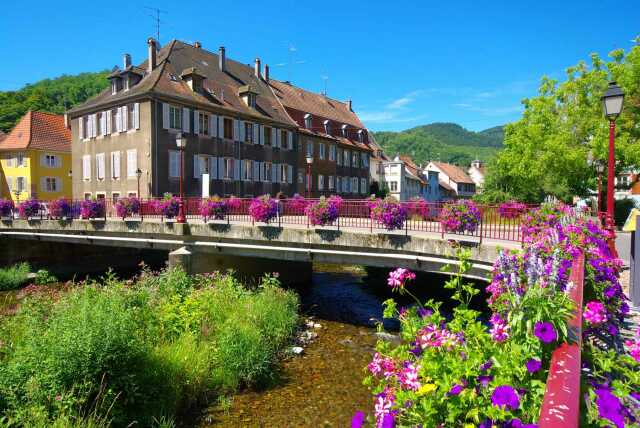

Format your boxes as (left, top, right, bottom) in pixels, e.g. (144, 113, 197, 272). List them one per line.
(397, 361, 421, 391)
(368, 352, 396, 378)
(489, 313, 510, 343)
(584, 301, 607, 325)
(387, 268, 416, 290)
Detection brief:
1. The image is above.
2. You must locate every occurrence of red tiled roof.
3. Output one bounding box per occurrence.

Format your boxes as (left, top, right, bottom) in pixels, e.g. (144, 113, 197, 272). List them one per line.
(0, 111, 71, 152)
(399, 155, 426, 184)
(431, 161, 474, 184)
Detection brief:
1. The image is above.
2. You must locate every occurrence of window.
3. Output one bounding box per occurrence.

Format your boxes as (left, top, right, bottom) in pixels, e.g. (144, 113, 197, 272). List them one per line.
(223, 118, 233, 139)
(127, 150, 137, 177)
(17, 153, 25, 167)
(280, 164, 289, 183)
(361, 178, 367, 194)
(44, 177, 60, 192)
(281, 130, 288, 149)
(341, 124, 348, 138)
(329, 175, 335, 190)
(358, 129, 364, 143)
(124, 77, 129, 91)
(361, 153, 369, 168)
(96, 153, 105, 180)
(112, 193, 120, 203)
(245, 122, 254, 143)
(111, 151, 120, 179)
(197, 112, 209, 136)
(111, 80, 117, 95)
(16, 177, 26, 192)
(223, 158, 235, 180)
(111, 108, 119, 132)
(127, 104, 135, 130)
(44, 154, 58, 168)
(169, 105, 182, 130)
(243, 159, 253, 181)
(319, 143, 326, 160)
(298, 171, 304, 184)
(329, 145, 336, 161)
(336, 177, 341, 192)
(352, 177, 358, 194)
(318, 174, 324, 191)
(306, 141, 313, 157)
(84, 193, 92, 200)
(324, 120, 331, 135)
(169, 151, 180, 178)
(264, 126, 272, 146)
(304, 113, 312, 129)
(352, 152, 359, 168)
(82, 155, 91, 180)
(337, 148, 342, 166)
(263, 162, 272, 182)
(390, 181, 398, 192)
(343, 150, 350, 167)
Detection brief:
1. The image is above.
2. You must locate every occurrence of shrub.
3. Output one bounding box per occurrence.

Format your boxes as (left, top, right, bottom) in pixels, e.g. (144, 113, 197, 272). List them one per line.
(369, 196, 407, 231)
(80, 199, 105, 219)
(34, 269, 57, 285)
(498, 200, 527, 219)
(305, 195, 341, 226)
(115, 197, 140, 219)
(249, 195, 279, 223)
(0, 199, 14, 217)
(200, 196, 227, 220)
(0, 263, 31, 290)
(439, 199, 481, 233)
(48, 198, 72, 219)
(18, 199, 41, 218)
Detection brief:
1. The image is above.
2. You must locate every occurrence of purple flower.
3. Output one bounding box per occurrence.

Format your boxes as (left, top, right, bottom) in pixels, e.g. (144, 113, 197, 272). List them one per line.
(351, 411, 365, 428)
(490, 313, 510, 342)
(491, 385, 520, 410)
(387, 268, 416, 290)
(534, 321, 557, 343)
(448, 383, 464, 396)
(477, 375, 493, 388)
(480, 360, 493, 372)
(526, 358, 542, 373)
(417, 307, 432, 318)
(381, 413, 395, 428)
(584, 301, 607, 325)
(595, 387, 625, 428)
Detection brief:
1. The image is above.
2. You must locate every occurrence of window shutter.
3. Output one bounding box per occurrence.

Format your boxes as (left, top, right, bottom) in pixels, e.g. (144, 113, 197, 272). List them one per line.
(79, 116, 84, 139)
(193, 154, 200, 178)
(240, 121, 246, 142)
(253, 161, 259, 182)
(258, 125, 265, 145)
(194, 110, 200, 135)
(271, 128, 277, 148)
(106, 110, 112, 134)
(82, 155, 90, 179)
(115, 108, 121, 132)
(93, 114, 98, 137)
(127, 150, 137, 177)
(210, 115, 217, 137)
(217, 116, 223, 138)
(56, 155, 62, 168)
(239, 159, 245, 180)
(162, 103, 169, 129)
(287, 165, 293, 184)
(122, 106, 128, 131)
(100, 112, 106, 136)
(232, 119, 239, 141)
(133, 103, 140, 129)
(233, 159, 240, 180)
(40, 154, 45, 167)
(287, 131, 293, 150)
(210, 157, 218, 179)
(217, 158, 224, 179)
(40, 177, 46, 192)
(182, 108, 190, 133)
(271, 163, 277, 183)
(112, 151, 120, 179)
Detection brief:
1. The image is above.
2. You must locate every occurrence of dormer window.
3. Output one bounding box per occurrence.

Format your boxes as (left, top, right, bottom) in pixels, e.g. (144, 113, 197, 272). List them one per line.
(124, 76, 130, 91)
(323, 120, 331, 135)
(238, 84, 258, 108)
(304, 113, 312, 130)
(111, 80, 118, 95)
(357, 129, 364, 143)
(181, 67, 206, 94)
(341, 124, 348, 138)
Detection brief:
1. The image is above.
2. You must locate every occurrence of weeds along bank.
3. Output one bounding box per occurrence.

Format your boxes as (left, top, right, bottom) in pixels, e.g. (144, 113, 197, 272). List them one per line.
(0, 267, 299, 427)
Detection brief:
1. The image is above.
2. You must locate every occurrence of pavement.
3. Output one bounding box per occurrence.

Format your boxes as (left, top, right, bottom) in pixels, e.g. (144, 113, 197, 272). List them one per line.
(616, 231, 631, 267)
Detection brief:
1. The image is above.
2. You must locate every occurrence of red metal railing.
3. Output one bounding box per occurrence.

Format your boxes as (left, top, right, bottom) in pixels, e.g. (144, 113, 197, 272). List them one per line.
(538, 252, 585, 428)
(2, 198, 538, 243)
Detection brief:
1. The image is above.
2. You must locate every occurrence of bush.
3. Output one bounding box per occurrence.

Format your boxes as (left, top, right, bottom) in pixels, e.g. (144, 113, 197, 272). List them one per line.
(0, 263, 31, 290)
(34, 269, 57, 285)
(0, 268, 299, 426)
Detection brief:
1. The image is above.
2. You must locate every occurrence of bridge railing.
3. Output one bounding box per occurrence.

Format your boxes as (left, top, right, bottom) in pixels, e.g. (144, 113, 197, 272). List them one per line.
(1, 198, 538, 243)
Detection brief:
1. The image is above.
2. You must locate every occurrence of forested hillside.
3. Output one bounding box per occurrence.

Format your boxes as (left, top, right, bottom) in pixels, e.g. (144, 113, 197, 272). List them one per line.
(373, 123, 503, 166)
(0, 71, 110, 132)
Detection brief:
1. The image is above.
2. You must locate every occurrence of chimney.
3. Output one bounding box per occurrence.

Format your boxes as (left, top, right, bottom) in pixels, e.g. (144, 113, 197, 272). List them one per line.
(147, 38, 157, 73)
(219, 46, 226, 72)
(254, 57, 261, 78)
(64, 113, 69, 129)
(264, 64, 270, 82)
(347, 99, 352, 111)
(123, 53, 131, 69)
(194, 41, 201, 49)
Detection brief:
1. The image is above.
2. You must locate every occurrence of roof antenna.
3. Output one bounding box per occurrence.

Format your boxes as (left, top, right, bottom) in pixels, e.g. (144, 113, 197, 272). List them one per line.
(145, 6, 167, 43)
(321, 74, 329, 96)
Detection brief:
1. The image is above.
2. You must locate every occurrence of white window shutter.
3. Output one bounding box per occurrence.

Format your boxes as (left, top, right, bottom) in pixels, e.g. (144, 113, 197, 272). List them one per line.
(93, 114, 98, 137)
(239, 159, 245, 180)
(271, 163, 277, 183)
(122, 106, 128, 131)
(239, 120, 245, 142)
(210, 115, 217, 137)
(106, 110, 112, 134)
(113, 151, 120, 179)
(162, 103, 169, 129)
(79, 116, 84, 139)
(233, 159, 240, 180)
(193, 155, 200, 178)
(217, 116, 223, 138)
(133, 103, 140, 129)
(232, 119, 239, 141)
(82, 155, 90, 179)
(40, 154, 45, 167)
(127, 150, 137, 177)
(182, 108, 190, 133)
(194, 110, 200, 135)
(100, 112, 106, 136)
(287, 165, 293, 183)
(56, 155, 62, 168)
(258, 125, 264, 145)
(210, 157, 218, 179)
(218, 158, 224, 179)
(287, 131, 293, 150)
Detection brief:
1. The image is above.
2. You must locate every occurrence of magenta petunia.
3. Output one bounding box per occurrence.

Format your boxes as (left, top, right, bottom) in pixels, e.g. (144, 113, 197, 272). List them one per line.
(526, 358, 542, 373)
(533, 321, 557, 343)
(584, 301, 607, 325)
(491, 385, 520, 410)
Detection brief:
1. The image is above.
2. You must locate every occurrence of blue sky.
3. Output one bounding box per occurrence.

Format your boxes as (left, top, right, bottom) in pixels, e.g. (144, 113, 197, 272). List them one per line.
(0, 0, 638, 132)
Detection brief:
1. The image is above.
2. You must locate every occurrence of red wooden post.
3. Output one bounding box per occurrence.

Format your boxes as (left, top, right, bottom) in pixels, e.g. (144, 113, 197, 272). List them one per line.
(538, 253, 584, 428)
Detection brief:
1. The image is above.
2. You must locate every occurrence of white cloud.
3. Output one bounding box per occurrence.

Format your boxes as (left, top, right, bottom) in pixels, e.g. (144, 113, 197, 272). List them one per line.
(386, 90, 423, 110)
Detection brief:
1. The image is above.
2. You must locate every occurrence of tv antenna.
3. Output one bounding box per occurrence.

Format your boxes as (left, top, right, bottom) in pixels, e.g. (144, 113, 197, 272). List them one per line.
(145, 6, 167, 43)
(321, 74, 329, 96)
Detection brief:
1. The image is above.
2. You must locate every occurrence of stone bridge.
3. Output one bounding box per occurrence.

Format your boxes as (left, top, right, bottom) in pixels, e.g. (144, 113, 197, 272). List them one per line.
(0, 219, 519, 284)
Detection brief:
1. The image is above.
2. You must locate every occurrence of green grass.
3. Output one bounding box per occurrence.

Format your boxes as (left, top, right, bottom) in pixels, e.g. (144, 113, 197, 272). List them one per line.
(0, 263, 31, 291)
(0, 268, 299, 427)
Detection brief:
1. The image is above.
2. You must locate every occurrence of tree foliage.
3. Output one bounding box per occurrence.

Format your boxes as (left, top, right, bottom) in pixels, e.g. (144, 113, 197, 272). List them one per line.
(0, 71, 109, 132)
(482, 44, 640, 203)
(374, 123, 503, 167)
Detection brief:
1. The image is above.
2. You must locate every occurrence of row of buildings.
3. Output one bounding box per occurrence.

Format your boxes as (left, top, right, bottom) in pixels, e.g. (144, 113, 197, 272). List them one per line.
(0, 38, 489, 203)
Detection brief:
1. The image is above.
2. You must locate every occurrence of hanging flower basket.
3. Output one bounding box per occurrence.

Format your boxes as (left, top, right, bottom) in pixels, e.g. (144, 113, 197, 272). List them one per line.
(0, 199, 14, 218)
(49, 198, 72, 219)
(499, 201, 528, 219)
(115, 197, 141, 219)
(200, 196, 228, 221)
(80, 199, 105, 220)
(369, 196, 407, 231)
(18, 199, 42, 219)
(305, 195, 342, 226)
(439, 199, 481, 233)
(249, 195, 279, 224)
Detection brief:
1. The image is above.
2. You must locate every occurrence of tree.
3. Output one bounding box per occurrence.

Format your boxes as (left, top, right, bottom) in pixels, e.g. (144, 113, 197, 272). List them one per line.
(483, 43, 640, 203)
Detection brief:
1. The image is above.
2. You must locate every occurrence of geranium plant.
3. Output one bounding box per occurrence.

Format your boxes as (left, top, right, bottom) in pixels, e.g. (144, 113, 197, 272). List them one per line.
(80, 199, 105, 219)
(305, 195, 342, 226)
(48, 198, 71, 219)
(200, 196, 227, 221)
(439, 199, 481, 233)
(115, 197, 141, 219)
(369, 196, 408, 231)
(249, 195, 279, 223)
(499, 201, 528, 219)
(152, 194, 180, 219)
(18, 199, 41, 218)
(0, 199, 14, 218)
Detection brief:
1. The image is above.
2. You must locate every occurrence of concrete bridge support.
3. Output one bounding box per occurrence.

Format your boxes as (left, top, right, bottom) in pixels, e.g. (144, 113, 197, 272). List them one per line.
(168, 246, 313, 286)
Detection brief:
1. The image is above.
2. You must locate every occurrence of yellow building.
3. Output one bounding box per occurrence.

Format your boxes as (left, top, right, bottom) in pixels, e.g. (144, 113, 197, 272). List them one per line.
(0, 111, 72, 201)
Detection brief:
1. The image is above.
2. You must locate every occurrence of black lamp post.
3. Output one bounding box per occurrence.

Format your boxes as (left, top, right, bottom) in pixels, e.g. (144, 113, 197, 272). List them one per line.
(601, 81, 624, 255)
(176, 133, 187, 223)
(305, 155, 313, 199)
(135, 168, 142, 198)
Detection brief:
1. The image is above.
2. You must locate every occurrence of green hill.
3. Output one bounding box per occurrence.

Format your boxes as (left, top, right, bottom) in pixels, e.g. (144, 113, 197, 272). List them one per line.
(0, 71, 110, 132)
(373, 122, 504, 166)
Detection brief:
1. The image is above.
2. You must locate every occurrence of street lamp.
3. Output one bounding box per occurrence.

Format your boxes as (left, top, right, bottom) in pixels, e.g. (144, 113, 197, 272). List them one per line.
(176, 133, 187, 223)
(305, 155, 313, 199)
(135, 168, 142, 198)
(601, 81, 625, 255)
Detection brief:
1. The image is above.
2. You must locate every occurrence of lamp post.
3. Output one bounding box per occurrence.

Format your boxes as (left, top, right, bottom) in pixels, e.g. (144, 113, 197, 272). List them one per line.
(176, 134, 187, 223)
(13, 189, 20, 203)
(305, 155, 313, 199)
(601, 81, 625, 256)
(595, 161, 605, 222)
(135, 168, 142, 198)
